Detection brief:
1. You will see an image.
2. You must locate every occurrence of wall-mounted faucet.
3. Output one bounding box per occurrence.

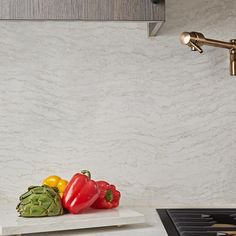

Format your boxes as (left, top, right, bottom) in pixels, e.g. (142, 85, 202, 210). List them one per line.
(180, 32, 236, 76)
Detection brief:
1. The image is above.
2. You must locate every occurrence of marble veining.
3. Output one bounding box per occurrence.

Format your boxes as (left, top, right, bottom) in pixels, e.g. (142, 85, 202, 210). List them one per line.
(0, 0, 236, 207)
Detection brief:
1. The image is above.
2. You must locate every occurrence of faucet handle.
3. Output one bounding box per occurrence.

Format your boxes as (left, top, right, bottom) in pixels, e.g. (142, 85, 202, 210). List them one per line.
(189, 41, 203, 53)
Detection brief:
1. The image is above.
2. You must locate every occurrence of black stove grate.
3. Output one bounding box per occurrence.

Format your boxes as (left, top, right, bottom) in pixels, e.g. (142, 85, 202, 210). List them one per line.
(157, 209, 236, 236)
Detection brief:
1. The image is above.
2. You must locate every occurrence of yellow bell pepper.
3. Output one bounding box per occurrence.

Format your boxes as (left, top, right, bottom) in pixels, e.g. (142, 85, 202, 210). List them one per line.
(43, 176, 68, 198)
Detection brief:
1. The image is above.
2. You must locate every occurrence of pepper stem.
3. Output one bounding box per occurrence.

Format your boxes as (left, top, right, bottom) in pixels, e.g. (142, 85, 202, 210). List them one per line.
(81, 170, 91, 179)
(105, 190, 113, 202)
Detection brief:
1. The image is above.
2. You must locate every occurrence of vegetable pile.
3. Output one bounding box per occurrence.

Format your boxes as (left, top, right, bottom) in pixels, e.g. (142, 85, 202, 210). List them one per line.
(16, 170, 121, 217)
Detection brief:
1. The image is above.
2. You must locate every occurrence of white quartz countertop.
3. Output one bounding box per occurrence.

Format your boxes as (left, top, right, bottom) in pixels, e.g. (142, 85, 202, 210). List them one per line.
(0, 199, 168, 236)
(2, 198, 236, 236)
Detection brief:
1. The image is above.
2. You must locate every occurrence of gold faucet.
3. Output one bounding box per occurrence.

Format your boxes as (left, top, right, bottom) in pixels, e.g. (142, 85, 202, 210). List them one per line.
(180, 32, 236, 76)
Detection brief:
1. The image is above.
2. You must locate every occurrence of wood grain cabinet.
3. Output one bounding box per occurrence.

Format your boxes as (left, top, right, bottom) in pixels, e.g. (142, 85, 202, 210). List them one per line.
(0, 0, 165, 36)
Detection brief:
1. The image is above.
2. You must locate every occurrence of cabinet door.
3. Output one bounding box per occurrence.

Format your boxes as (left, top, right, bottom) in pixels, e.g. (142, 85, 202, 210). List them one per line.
(0, 0, 164, 21)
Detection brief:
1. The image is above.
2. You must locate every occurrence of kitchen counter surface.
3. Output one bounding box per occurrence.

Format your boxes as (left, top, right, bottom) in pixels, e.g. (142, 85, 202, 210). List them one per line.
(26, 208, 168, 236)
(0, 202, 167, 236)
(2, 199, 236, 236)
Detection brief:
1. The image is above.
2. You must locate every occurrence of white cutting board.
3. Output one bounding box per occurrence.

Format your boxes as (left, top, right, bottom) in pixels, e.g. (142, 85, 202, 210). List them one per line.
(0, 207, 145, 236)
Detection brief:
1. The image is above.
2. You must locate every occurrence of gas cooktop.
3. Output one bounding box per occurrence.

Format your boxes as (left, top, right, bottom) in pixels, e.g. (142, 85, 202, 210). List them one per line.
(157, 209, 236, 236)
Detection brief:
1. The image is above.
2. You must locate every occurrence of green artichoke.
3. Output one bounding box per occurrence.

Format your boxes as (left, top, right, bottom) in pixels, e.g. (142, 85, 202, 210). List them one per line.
(16, 185, 64, 217)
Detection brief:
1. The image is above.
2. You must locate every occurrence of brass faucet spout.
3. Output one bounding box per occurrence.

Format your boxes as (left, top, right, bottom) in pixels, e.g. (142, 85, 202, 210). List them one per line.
(180, 31, 236, 76)
(180, 32, 236, 50)
(196, 37, 236, 50)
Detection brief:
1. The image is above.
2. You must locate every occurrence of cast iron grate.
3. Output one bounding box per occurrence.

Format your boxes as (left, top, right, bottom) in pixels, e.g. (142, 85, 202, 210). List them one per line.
(157, 209, 236, 236)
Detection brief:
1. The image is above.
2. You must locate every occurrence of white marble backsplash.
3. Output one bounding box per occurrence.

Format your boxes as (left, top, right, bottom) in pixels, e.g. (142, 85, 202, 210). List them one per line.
(1, 0, 236, 207)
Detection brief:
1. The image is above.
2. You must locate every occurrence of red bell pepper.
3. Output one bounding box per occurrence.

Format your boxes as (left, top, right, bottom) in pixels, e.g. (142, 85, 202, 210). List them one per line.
(62, 170, 100, 214)
(91, 181, 121, 209)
